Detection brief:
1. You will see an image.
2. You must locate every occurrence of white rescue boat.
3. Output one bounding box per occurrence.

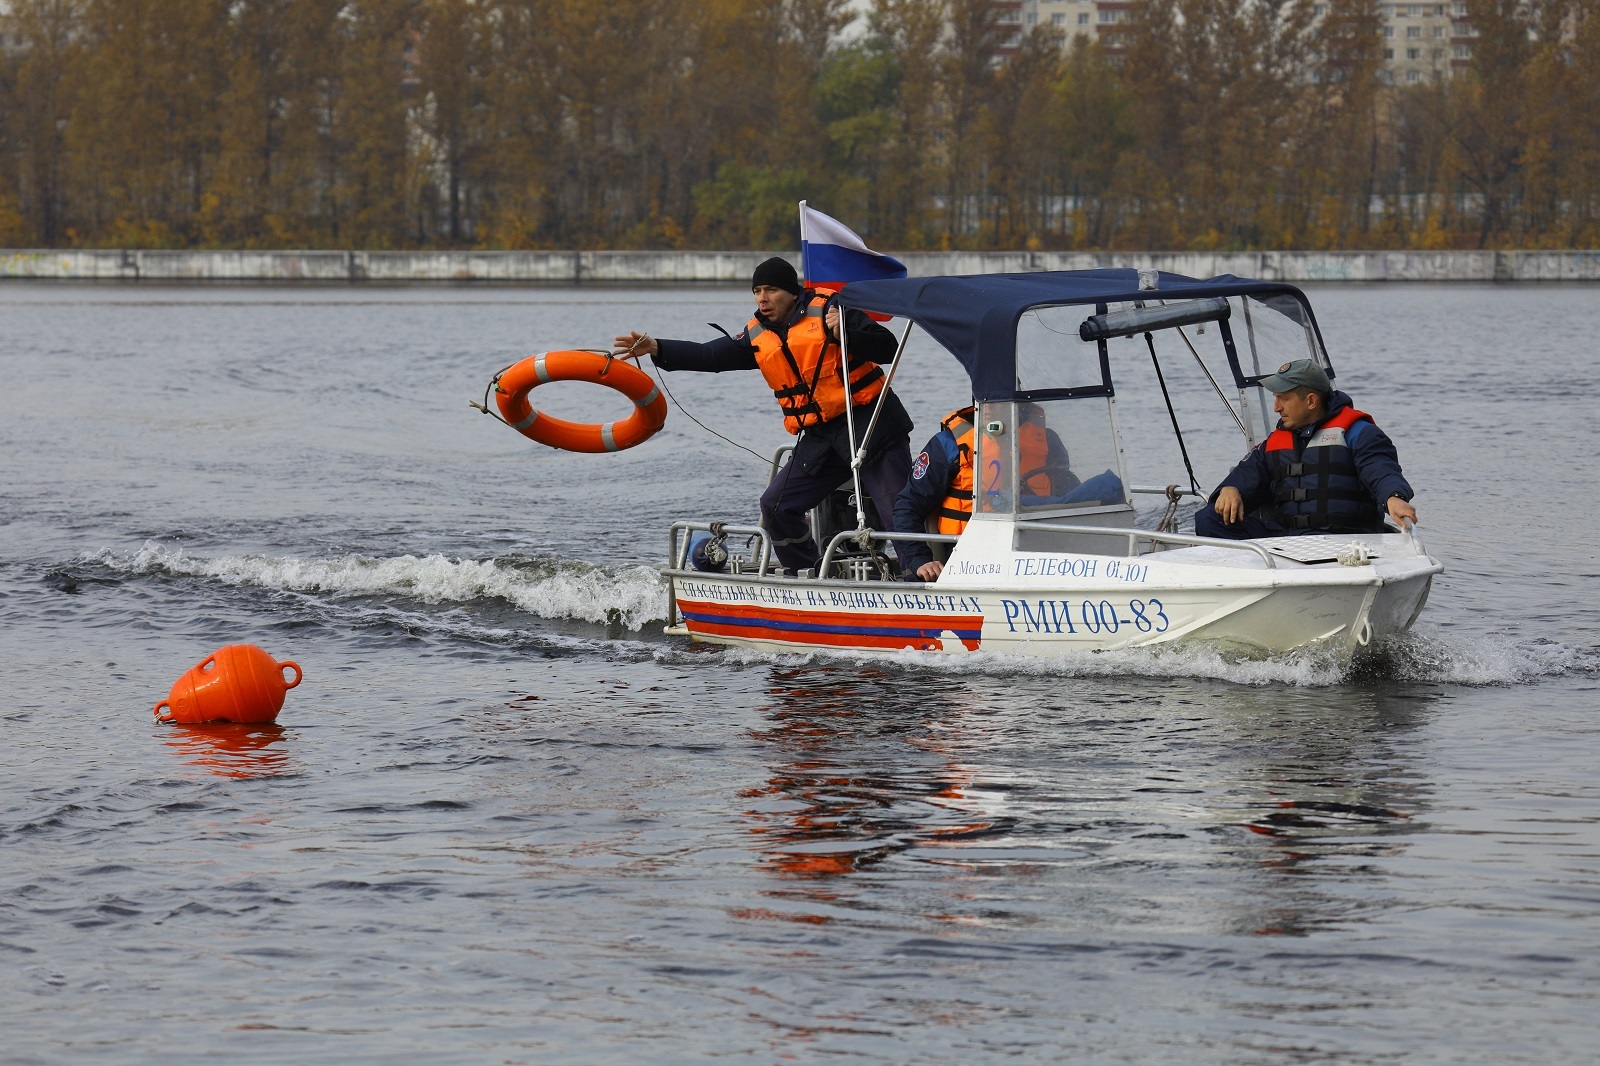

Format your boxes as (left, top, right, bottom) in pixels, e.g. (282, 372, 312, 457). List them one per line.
(660, 268, 1441, 661)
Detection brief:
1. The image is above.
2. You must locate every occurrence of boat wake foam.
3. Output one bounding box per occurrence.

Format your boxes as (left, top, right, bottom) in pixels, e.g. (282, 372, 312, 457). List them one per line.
(89, 542, 669, 630)
(82, 543, 1595, 686)
(1355, 627, 1594, 686)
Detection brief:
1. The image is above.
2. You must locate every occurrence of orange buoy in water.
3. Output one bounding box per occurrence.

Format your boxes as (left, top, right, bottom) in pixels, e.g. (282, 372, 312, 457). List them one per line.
(494, 350, 667, 453)
(154, 645, 302, 725)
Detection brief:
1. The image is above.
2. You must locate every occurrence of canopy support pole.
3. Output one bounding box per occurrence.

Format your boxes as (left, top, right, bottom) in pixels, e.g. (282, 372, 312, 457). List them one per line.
(837, 317, 869, 541)
(1144, 331, 1202, 496)
(847, 320, 914, 546)
(853, 320, 913, 470)
(1174, 324, 1250, 439)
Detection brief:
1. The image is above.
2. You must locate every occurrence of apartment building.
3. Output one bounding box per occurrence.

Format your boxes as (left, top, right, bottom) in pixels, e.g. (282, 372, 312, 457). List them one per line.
(1002, 0, 1476, 79)
(999, 0, 1128, 55)
(1361, 1, 1476, 84)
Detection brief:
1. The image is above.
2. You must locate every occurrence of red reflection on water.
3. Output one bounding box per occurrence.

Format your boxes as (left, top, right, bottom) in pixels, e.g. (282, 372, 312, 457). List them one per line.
(162, 722, 292, 778)
(743, 667, 980, 885)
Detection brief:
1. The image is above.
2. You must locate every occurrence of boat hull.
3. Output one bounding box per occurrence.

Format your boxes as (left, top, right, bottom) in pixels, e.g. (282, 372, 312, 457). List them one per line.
(667, 554, 1438, 660)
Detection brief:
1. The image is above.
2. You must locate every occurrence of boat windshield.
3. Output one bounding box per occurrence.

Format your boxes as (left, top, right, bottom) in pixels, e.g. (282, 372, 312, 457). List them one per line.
(974, 304, 1130, 516)
(1232, 292, 1326, 381)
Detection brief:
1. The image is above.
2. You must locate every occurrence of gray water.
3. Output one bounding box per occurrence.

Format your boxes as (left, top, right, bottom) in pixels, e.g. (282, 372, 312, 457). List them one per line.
(2, 282, 1598, 1064)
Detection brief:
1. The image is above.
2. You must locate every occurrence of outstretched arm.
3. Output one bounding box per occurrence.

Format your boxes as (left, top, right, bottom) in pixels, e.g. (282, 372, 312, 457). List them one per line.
(613, 330, 757, 373)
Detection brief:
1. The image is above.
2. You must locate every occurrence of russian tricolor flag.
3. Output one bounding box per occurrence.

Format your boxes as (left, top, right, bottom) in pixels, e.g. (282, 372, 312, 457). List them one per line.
(799, 201, 907, 296)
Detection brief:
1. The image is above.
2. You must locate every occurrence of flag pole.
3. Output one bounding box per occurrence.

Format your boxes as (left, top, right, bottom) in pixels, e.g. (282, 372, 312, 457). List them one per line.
(836, 298, 869, 543)
(798, 200, 810, 286)
(852, 319, 914, 472)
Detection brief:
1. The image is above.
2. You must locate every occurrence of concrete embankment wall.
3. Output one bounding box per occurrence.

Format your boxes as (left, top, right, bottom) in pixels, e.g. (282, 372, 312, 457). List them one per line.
(3, 248, 1598, 282)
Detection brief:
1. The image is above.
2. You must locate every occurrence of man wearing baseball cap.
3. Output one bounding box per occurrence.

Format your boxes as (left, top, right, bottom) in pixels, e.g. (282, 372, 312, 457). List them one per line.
(613, 257, 914, 575)
(1195, 358, 1418, 539)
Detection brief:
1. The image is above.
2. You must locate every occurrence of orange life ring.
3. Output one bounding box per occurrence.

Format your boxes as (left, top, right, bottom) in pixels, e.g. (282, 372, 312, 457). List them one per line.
(494, 350, 667, 453)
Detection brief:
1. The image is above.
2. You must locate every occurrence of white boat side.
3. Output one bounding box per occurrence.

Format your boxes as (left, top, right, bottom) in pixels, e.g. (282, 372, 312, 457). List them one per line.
(663, 515, 1440, 660)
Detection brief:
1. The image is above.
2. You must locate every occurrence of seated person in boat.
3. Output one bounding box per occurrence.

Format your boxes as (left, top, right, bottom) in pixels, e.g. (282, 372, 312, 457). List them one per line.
(894, 403, 1077, 581)
(1195, 359, 1418, 540)
(614, 257, 913, 575)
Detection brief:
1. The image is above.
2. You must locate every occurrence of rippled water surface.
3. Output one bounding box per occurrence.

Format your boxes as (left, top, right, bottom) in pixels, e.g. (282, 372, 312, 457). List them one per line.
(3, 282, 1598, 1063)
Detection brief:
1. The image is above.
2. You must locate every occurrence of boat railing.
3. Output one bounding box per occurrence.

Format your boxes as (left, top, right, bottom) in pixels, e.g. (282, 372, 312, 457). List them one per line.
(1011, 519, 1280, 569)
(666, 521, 775, 573)
(768, 444, 794, 482)
(664, 521, 777, 627)
(1128, 485, 1204, 498)
(1397, 516, 1427, 557)
(817, 530, 960, 580)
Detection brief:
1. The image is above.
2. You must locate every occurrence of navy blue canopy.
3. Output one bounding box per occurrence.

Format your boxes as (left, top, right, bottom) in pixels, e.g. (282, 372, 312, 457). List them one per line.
(835, 268, 1314, 401)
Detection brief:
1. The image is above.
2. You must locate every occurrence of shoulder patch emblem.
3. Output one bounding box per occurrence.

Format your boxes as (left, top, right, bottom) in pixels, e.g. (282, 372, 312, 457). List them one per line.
(911, 451, 930, 480)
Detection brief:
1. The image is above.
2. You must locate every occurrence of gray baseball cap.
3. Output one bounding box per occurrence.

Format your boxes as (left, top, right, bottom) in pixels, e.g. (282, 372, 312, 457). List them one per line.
(1258, 358, 1331, 395)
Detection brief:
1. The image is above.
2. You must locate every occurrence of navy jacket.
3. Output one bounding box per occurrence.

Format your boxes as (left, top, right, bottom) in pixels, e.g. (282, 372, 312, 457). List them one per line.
(1214, 390, 1412, 530)
(894, 423, 1072, 573)
(893, 426, 965, 572)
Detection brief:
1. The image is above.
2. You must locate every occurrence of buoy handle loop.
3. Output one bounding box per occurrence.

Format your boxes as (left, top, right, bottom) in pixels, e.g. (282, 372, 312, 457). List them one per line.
(280, 661, 302, 688)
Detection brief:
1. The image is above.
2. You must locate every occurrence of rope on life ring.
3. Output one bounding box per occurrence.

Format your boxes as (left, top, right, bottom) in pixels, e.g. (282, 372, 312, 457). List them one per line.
(492, 350, 667, 453)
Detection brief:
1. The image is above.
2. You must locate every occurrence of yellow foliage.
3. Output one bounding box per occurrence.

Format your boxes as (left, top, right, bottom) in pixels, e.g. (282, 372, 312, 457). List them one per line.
(1417, 212, 1452, 251)
(101, 218, 177, 249)
(0, 192, 29, 246)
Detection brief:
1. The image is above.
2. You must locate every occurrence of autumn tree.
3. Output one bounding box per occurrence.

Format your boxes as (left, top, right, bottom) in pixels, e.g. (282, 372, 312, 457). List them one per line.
(0, 0, 1594, 251)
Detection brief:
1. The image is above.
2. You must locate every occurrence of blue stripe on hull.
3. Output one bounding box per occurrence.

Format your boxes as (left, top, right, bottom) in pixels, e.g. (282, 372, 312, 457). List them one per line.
(679, 607, 980, 642)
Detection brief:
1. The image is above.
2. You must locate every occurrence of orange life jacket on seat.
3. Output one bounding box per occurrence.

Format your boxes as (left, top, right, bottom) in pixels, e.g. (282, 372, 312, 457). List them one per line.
(1017, 420, 1053, 496)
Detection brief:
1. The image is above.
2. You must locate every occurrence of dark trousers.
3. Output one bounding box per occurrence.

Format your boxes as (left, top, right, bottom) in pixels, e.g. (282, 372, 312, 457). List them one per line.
(1194, 502, 1286, 541)
(760, 444, 912, 573)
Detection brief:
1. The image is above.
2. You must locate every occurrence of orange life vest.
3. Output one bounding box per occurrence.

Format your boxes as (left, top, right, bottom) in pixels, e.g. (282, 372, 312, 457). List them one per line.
(1017, 420, 1053, 496)
(937, 408, 1056, 532)
(934, 408, 976, 534)
(747, 292, 886, 435)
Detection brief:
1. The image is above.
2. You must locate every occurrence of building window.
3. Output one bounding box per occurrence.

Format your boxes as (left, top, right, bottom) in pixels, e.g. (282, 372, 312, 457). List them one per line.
(1453, 43, 1472, 57)
(1385, 47, 1395, 58)
(1409, 3, 1421, 14)
(1098, 9, 1119, 22)
(1384, 25, 1395, 36)
(1434, 25, 1445, 35)
(1407, 46, 1420, 57)
(1407, 25, 1420, 36)
(1453, 1, 1467, 13)
(1313, 3, 1325, 13)
(1407, 69, 1421, 82)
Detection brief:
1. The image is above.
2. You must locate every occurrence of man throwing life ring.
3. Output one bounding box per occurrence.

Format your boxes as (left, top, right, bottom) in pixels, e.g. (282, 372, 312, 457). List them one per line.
(615, 257, 912, 575)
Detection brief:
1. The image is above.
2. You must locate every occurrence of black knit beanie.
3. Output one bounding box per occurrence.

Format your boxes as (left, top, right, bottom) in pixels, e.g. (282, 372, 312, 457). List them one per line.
(751, 257, 803, 296)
